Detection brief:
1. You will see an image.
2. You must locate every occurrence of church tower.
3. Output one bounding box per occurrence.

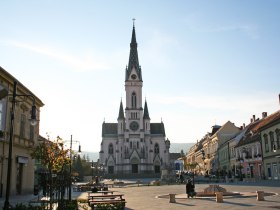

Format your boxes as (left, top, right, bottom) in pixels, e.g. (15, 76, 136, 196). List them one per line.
(100, 22, 170, 178)
(125, 22, 143, 134)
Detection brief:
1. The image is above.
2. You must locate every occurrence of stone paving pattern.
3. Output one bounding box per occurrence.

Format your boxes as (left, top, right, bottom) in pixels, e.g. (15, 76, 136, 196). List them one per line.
(1, 180, 280, 209)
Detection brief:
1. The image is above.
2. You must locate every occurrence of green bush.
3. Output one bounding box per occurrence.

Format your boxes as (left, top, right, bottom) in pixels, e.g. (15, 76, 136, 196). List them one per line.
(93, 202, 125, 210)
(57, 200, 78, 210)
(11, 203, 45, 210)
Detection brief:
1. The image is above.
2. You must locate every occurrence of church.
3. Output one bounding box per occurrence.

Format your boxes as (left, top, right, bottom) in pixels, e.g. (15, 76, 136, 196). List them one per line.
(99, 23, 170, 178)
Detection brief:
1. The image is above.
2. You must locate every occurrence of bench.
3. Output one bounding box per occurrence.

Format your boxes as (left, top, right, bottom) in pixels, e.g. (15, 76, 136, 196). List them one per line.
(88, 194, 125, 209)
(87, 190, 115, 195)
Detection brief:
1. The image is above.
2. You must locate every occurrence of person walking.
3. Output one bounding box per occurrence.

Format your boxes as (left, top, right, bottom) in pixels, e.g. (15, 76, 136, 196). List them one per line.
(186, 179, 196, 198)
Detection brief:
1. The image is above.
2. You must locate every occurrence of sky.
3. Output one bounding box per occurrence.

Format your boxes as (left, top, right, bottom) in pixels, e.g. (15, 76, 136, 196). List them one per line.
(0, 1, 279, 152)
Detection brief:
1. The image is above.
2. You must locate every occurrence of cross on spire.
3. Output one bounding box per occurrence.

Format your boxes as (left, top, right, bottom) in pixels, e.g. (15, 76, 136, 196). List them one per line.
(132, 18, 136, 26)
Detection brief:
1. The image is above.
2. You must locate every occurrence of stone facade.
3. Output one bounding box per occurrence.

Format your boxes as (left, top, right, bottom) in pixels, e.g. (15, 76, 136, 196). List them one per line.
(0, 66, 44, 196)
(99, 24, 170, 178)
(258, 110, 280, 180)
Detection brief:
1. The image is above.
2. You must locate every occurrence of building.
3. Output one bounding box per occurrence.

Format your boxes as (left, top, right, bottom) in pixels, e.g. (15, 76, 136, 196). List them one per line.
(202, 121, 240, 175)
(0, 66, 44, 196)
(258, 109, 280, 180)
(235, 116, 264, 180)
(99, 24, 170, 178)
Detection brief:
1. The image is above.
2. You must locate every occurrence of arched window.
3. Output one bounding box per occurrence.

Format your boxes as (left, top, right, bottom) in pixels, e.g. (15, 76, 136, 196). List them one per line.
(108, 143, 114, 155)
(276, 129, 280, 150)
(264, 134, 269, 152)
(154, 143, 159, 154)
(269, 131, 275, 152)
(131, 92, 136, 108)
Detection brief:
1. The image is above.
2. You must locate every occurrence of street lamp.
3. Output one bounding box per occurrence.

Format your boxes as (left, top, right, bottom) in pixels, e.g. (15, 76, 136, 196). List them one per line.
(91, 160, 94, 181)
(238, 158, 244, 181)
(201, 149, 206, 173)
(63, 135, 81, 201)
(1, 81, 37, 210)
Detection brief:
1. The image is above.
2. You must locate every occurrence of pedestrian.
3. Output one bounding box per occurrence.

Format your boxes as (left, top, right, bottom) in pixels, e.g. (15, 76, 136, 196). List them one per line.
(95, 176, 99, 184)
(186, 179, 196, 198)
(179, 172, 184, 183)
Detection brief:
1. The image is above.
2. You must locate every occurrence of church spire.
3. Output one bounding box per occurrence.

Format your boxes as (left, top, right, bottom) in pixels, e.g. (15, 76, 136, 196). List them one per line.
(125, 19, 142, 81)
(118, 100, 125, 120)
(143, 99, 150, 120)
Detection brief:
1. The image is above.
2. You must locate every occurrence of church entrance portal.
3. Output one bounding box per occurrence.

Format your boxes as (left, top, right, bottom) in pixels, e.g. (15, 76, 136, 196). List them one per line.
(132, 164, 138, 173)
(108, 166, 114, 174)
(154, 165, 160, 173)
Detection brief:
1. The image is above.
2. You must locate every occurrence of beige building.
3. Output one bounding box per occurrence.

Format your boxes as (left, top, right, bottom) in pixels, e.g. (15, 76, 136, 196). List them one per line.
(258, 109, 280, 180)
(0, 66, 44, 196)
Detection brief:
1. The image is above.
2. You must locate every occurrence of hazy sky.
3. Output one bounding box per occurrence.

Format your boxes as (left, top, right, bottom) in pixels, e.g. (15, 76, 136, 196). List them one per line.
(0, 1, 279, 152)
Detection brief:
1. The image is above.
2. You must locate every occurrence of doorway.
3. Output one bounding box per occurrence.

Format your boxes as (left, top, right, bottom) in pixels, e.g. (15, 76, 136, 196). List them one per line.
(16, 163, 23, 194)
(132, 164, 138, 173)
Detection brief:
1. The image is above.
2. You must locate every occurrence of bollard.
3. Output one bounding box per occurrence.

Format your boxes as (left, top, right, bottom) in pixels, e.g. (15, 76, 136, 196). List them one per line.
(215, 192, 223, 203)
(169, 194, 176, 203)
(256, 191, 265, 201)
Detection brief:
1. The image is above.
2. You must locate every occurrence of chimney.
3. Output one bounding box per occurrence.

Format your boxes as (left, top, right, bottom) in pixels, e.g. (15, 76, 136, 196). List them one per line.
(243, 123, 246, 129)
(262, 112, 267, 118)
(253, 115, 256, 122)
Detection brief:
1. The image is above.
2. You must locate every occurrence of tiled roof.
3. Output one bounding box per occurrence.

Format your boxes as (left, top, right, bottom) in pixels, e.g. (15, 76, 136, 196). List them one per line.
(102, 122, 166, 136)
(102, 123, 118, 137)
(253, 110, 280, 132)
(170, 153, 181, 160)
(150, 123, 166, 136)
(235, 119, 263, 147)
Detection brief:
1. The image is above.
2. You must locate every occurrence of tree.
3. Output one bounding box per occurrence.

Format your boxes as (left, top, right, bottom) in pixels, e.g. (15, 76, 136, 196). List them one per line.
(31, 136, 70, 210)
(185, 162, 198, 172)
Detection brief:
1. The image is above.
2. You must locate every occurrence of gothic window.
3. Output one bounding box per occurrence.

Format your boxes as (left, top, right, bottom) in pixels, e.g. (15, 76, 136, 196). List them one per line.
(137, 141, 139, 149)
(130, 141, 132, 149)
(269, 131, 274, 152)
(108, 143, 114, 155)
(131, 92, 136, 108)
(154, 143, 159, 154)
(264, 134, 269, 152)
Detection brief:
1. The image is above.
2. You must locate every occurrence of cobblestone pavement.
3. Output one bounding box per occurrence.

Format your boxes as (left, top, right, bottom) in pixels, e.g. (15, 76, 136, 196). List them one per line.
(1, 180, 280, 210)
(76, 180, 280, 210)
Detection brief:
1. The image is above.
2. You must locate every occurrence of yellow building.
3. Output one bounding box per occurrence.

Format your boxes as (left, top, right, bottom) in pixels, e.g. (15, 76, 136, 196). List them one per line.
(0, 66, 44, 196)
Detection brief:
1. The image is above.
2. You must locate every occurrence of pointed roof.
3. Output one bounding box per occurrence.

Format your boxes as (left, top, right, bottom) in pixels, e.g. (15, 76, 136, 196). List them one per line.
(150, 123, 165, 136)
(118, 100, 125, 120)
(102, 122, 118, 137)
(143, 100, 150, 120)
(125, 23, 142, 81)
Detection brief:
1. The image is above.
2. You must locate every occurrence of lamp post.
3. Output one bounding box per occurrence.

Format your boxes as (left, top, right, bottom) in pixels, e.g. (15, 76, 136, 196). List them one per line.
(2, 81, 37, 210)
(64, 135, 81, 201)
(238, 158, 243, 181)
(201, 149, 206, 173)
(91, 160, 94, 181)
